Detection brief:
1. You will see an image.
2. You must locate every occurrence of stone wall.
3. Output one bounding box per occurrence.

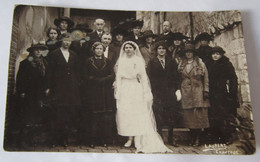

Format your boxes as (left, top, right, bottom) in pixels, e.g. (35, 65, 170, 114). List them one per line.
(165, 12, 191, 36)
(213, 23, 250, 103)
(137, 10, 251, 111)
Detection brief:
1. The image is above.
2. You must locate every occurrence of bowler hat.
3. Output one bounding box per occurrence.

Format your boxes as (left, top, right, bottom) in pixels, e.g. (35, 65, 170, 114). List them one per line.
(142, 30, 157, 39)
(69, 23, 93, 33)
(27, 41, 48, 52)
(54, 16, 75, 29)
(195, 32, 213, 42)
(211, 46, 226, 55)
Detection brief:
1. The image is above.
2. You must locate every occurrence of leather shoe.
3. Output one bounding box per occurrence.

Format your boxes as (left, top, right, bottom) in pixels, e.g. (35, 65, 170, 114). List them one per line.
(124, 139, 132, 147)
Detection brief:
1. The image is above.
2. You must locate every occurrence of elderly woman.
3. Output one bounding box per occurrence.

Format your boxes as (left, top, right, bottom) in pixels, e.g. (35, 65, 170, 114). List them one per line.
(178, 43, 210, 146)
(115, 41, 172, 153)
(16, 42, 48, 149)
(45, 27, 61, 54)
(80, 42, 116, 147)
(206, 46, 239, 145)
(147, 41, 181, 147)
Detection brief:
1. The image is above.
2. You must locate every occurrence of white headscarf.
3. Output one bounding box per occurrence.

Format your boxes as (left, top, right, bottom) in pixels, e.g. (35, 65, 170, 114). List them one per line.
(114, 41, 153, 101)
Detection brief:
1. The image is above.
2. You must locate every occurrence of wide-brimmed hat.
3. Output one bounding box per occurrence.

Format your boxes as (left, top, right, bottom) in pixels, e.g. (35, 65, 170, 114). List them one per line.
(141, 30, 157, 39)
(111, 27, 128, 37)
(54, 16, 75, 29)
(69, 23, 93, 33)
(210, 46, 226, 55)
(195, 32, 213, 42)
(27, 41, 48, 52)
(183, 43, 197, 53)
(131, 20, 144, 28)
(170, 32, 189, 40)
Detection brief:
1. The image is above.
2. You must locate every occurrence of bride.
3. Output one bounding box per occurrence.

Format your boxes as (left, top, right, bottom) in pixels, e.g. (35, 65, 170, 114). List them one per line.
(114, 41, 172, 153)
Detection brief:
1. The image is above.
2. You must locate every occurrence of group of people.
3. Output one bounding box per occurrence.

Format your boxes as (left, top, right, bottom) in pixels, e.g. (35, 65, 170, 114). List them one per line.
(14, 16, 239, 153)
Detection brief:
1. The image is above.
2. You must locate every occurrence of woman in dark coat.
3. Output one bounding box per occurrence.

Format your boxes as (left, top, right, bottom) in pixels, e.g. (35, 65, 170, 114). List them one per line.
(147, 41, 181, 146)
(109, 27, 127, 67)
(195, 32, 213, 63)
(168, 32, 189, 65)
(81, 42, 116, 147)
(45, 34, 81, 147)
(16, 42, 48, 148)
(54, 16, 74, 38)
(178, 43, 210, 146)
(125, 20, 144, 45)
(206, 46, 239, 144)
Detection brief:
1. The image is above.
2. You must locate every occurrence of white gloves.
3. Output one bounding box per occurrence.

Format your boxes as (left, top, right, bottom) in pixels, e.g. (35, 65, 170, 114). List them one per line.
(175, 89, 181, 101)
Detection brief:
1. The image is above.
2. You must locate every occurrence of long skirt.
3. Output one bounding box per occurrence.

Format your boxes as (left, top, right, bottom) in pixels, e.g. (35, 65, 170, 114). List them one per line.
(183, 107, 209, 129)
(116, 79, 172, 153)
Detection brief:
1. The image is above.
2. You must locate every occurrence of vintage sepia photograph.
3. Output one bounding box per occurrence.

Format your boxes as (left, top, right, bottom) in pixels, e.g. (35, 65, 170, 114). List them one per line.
(3, 5, 256, 155)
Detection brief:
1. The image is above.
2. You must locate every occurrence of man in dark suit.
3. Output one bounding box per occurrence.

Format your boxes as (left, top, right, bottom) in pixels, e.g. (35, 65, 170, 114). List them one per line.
(100, 32, 113, 58)
(88, 18, 106, 44)
(156, 21, 175, 47)
(45, 34, 81, 147)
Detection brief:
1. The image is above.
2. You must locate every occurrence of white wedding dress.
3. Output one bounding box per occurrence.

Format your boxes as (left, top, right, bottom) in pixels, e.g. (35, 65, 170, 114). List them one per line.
(115, 41, 172, 153)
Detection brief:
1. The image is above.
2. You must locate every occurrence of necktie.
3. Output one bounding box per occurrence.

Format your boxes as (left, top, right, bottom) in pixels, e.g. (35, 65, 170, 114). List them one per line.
(98, 32, 102, 38)
(160, 60, 165, 69)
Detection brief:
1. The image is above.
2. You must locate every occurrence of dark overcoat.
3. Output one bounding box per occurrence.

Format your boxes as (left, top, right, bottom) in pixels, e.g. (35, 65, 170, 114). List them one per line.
(80, 56, 115, 113)
(16, 56, 48, 124)
(206, 56, 239, 118)
(46, 39, 61, 54)
(147, 56, 181, 126)
(125, 32, 143, 45)
(88, 31, 103, 44)
(196, 45, 213, 63)
(70, 39, 92, 59)
(168, 44, 184, 64)
(108, 41, 122, 67)
(45, 48, 81, 106)
(80, 56, 117, 144)
(147, 56, 180, 107)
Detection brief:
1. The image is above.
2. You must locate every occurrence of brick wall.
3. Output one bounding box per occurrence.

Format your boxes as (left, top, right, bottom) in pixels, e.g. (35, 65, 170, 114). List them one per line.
(5, 5, 59, 130)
